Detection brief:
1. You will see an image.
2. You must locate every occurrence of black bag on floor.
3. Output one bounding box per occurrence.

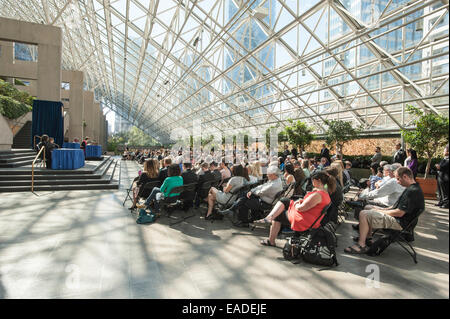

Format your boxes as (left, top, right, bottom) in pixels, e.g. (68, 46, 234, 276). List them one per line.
(282, 236, 302, 261)
(301, 227, 339, 267)
(367, 236, 392, 256)
(282, 215, 339, 267)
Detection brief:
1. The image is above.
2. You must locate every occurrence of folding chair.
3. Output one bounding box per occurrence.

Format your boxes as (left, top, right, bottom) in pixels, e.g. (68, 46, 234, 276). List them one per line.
(195, 180, 214, 208)
(370, 208, 425, 263)
(169, 183, 198, 226)
(122, 176, 140, 206)
(159, 185, 186, 218)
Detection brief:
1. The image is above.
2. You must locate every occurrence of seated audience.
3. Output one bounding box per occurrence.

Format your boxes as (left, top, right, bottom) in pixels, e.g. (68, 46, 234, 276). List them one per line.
(282, 163, 296, 187)
(345, 167, 424, 254)
(205, 164, 247, 219)
(195, 162, 216, 208)
(343, 161, 353, 185)
(321, 166, 344, 224)
(257, 171, 335, 247)
(129, 159, 159, 210)
(158, 157, 172, 186)
(181, 162, 199, 210)
(137, 164, 184, 216)
(219, 157, 232, 183)
(368, 164, 383, 190)
(209, 161, 222, 183)
(358, 164, 405, 208)
(292, 167, 306, 197)
(218, 166, 283, 226)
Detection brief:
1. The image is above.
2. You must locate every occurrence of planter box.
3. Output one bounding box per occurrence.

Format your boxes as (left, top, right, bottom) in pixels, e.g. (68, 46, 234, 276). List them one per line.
(416, 177, 437, 200)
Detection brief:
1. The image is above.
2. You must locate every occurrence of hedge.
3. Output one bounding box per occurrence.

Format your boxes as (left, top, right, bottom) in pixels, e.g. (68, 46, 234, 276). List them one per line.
(276, 151, 442, 175)
(0, 95, 32, 119)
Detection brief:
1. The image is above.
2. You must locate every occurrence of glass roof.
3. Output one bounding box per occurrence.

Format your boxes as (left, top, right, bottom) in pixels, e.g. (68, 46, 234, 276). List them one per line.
(1, 0, 448, 143)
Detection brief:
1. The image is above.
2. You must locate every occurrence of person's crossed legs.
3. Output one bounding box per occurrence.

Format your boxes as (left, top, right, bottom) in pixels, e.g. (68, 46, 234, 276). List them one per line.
(259, 200, 289, 247)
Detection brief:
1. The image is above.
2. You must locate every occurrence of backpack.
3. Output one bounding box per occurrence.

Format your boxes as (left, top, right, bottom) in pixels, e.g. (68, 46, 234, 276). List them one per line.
(301, 227, 339, 267)
(282, 213, 339, 267)
(136, 209, 156, 224)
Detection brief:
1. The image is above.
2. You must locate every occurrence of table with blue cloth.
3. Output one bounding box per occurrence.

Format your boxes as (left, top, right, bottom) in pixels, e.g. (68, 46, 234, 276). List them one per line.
(62, 142, 80, 149)
(85, 145, 102, 158)
(51, 149, 85, 170)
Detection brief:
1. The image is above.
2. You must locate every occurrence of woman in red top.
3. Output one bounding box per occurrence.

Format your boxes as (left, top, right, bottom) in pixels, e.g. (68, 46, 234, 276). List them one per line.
(258, 171, 335, 247)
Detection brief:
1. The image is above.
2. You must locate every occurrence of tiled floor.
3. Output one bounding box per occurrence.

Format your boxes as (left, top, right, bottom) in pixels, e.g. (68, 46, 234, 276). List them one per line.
(0, 160, 448, 299)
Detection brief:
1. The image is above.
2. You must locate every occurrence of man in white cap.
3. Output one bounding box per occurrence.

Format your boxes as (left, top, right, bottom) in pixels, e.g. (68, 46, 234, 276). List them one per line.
(219, 165, 283, 227)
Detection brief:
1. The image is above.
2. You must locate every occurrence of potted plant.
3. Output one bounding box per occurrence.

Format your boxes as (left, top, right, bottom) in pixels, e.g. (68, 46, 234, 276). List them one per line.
(324, 119, 361, 158)
(280, 119, 314, 156)
(402, 105, 449, 198)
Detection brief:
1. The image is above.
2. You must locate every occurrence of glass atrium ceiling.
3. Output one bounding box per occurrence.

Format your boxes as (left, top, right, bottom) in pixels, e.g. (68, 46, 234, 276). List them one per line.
(1, 0, 448, 143)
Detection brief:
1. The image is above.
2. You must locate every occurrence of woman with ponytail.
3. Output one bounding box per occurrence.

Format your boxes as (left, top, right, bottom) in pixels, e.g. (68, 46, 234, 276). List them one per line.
(258, 171, 334, 247)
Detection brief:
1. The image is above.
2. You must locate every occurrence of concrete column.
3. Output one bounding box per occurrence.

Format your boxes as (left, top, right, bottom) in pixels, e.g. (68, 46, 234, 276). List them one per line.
(92, 102, 100, 144)
(83, 91, 94, 140)
(0, 41, 14, 84)
(37, 42, 61, 101)
(63, 70, 84, 141)
(98, 112, 105, 150)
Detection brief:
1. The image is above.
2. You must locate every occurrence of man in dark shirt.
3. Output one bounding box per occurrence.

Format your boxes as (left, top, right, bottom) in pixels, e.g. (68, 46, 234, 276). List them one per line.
(435, 145, 449, 208)
(345, 166, 424, 254)
(195, 162, 215, 208)
(181, 162, 199, 210)
(158, 157, 172, 186)
(320, 144, 330, 163)
(209, 161, 222, 185)
(392, 143, 406, 164)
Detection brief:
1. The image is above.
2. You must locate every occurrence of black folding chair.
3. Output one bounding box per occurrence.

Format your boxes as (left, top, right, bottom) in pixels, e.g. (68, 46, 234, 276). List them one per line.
(159, 185, 186, 217)
(370, 208, 425, 263)
(138, 180, 161, 201)
(169, 183, 198, 226)
(195, 180, 214, 208)
(122, 176, 140, 206)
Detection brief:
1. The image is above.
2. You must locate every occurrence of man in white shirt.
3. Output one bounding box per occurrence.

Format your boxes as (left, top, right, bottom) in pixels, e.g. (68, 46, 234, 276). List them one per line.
(218, 166, 283, 226)
(359, 164, 404, 207)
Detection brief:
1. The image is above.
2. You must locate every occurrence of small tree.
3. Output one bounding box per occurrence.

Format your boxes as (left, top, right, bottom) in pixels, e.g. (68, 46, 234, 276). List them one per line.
(280, 119, 314, 154)
(324, 120, 361, 157)
(402, 105, 449, 179)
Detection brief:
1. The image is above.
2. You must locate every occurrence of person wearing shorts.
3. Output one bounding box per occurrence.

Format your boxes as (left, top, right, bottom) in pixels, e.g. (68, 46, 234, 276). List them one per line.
(345, 166, 424, 254)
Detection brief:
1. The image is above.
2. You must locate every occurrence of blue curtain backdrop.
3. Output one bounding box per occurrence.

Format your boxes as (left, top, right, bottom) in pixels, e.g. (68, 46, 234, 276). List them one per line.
(31, 100, 64, 148)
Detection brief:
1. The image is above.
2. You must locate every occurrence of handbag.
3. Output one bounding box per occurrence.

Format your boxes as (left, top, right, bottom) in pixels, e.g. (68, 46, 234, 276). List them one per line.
(136, 209, 156, 224)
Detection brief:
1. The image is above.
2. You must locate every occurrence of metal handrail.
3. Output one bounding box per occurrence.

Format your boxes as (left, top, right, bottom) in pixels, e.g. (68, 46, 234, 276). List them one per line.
(33, 135, 42, 150)
(31, 146, 46, 193)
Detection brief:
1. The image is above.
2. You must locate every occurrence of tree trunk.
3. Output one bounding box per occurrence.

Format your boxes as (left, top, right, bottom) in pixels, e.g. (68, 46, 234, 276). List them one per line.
(425, 157, 432, 179)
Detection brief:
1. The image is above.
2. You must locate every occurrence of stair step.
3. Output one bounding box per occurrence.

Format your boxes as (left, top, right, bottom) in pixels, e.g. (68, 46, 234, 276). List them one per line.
(0, 157, 121, 192)
(0, 183, 119, 192)
(0, 179, 112, 186)
(0, 160, 34, 168)
(0, 155, 37, 163)
(0, 174, 103, 181)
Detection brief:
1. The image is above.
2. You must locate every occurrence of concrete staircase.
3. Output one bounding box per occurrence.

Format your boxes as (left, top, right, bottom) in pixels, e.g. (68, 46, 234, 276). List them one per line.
(0, 149, 37, 168)
(12, 121, 32, 149)
(0, 156, 121, 192)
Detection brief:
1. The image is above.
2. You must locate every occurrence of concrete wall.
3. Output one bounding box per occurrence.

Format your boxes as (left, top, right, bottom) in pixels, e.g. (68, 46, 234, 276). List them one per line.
(0, 115, 13, 150)
(0, 17, 62, 101)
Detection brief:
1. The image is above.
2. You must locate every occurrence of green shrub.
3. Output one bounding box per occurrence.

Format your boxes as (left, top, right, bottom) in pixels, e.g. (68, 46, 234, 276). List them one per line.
(0, 95, 32, 119)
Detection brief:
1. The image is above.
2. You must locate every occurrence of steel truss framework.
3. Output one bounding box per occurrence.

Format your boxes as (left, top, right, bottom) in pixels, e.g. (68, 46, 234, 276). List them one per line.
(0, 0, 448, 144)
